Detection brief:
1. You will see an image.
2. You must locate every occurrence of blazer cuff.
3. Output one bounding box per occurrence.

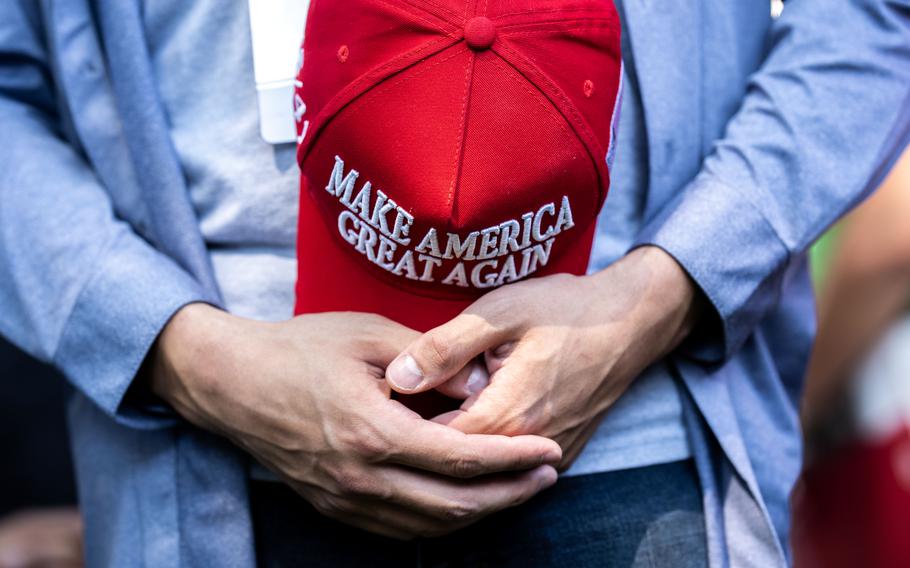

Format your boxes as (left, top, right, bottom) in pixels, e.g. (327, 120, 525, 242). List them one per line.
(632, 174, 790, 362)
(53, 229, 213, 430)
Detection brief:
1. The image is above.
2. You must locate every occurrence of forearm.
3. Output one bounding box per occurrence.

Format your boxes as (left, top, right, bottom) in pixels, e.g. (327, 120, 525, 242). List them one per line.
(146, 303, 246, 433)
(0, 96, 211, 428)
(634, 0, 910, 360)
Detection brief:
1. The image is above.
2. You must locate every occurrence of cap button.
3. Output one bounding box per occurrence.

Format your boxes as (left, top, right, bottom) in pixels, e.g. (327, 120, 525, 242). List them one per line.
(465, 16, 496, 51)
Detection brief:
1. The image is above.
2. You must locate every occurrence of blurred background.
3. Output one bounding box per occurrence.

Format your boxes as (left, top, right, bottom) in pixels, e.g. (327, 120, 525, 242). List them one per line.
(0, 340, 81, 566)
(792, 147, 910, 568)
(0, 152, 907, 567)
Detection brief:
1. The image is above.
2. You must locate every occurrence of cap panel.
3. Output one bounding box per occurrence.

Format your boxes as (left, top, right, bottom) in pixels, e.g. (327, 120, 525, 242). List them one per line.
(453, 52, 599, 236)
(484, 0, 614, 19)
(497, 14, 622, 184)
(297, 0, 463, 161)
(303, 44, 474, 230)
(300, 46, 485, 301)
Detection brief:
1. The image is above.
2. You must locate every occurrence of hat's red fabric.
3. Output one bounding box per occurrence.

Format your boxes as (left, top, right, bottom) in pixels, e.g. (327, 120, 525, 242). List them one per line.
(294, 0, 623, 333)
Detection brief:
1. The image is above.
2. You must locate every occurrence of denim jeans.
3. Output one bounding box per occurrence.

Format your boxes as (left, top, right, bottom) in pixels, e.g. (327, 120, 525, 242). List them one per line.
(250, 459, 707, 567)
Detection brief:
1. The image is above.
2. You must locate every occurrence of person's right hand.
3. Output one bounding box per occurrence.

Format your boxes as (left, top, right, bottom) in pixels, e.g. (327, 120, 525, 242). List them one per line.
(148, 304, 561, 539)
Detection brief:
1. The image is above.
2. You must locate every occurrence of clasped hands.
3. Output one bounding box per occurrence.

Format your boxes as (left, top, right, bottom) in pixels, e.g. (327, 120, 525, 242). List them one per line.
(149, 246, 700, 540)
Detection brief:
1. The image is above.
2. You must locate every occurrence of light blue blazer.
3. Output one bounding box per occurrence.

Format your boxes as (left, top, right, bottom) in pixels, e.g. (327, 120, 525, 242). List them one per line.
(1, 0, 908, 565)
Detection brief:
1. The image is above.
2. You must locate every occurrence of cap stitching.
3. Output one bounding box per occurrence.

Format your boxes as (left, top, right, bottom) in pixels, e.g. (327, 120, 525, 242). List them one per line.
(297, 35, 463, 165)
(496, 5, 616, 19)
(371, 0, 461, 34)
(310, 46, 466, 127)
(446, 52, 476, 225)
(378, 0, 463, 29)
(492, 40, 612, 207)
(487, 55, 598, 194)
(493, 12, 619, 35)
(487, 56, 574, 139)
(503, 25, 621, 37)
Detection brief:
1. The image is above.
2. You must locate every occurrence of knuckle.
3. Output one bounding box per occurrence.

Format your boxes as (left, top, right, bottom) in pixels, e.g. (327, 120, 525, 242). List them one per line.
(424, 331, 453, 372)
(501, 413, 533, 437)
(447, 449, 484, 478)
(333, 469, 388, 499)
(338, 421, 393, 463)
(441, 499, 480, 522)
(351, 431, 392, 463)
(313, 495, 349, 518)
(333, 470, 371, 496)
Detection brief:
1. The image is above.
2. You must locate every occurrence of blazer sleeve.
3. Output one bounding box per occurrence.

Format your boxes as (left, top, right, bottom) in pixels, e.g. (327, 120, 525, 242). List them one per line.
(0, 2, 208, 429)
(633, 0, 910, 361)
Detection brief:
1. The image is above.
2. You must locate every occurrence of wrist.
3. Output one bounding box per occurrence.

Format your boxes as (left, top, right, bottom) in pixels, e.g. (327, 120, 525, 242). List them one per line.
(590, 246, 703, 355)
(636, 245, 703, 346)
(149, 303, 234, 422)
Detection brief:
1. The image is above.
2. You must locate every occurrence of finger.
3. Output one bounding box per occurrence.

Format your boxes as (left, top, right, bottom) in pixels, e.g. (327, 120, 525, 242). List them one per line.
(329, 499, 465, 540)
(431, 408, 465, 426)
(443, 341, 546, 436)
(433, 359, 490, 400)
(385, 415, 561, 477)
(358, 316, 423, 367)
(294, 484, 449, 541)
(430, 390, 482, 425)
(560, 413, 608, 472)
(386, 312, 512, 393)
(484, 342, 515, 376)
(378, 463, 558, 523)
(307, 465, 556, 539)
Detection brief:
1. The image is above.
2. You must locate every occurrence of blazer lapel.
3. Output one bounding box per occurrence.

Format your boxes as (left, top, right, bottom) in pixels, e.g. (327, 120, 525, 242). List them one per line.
(93, 0, 222, 299)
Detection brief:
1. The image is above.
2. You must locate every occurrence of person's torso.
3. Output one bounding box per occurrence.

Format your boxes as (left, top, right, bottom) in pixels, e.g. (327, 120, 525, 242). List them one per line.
(142, 0, 695, 477)
(50, 0, 801, 561)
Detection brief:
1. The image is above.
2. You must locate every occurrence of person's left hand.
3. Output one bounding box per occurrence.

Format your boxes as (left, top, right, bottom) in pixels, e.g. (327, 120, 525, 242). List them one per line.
(386, 246, 704, 470)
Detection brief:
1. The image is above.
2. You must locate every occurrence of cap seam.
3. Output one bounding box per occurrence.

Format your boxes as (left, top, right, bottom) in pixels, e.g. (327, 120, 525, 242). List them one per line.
(486, 54, 600, 204)
(378, 0, 463, 28)
(505, 26, 623, 38)
(297, 35, 463, 166)
(446, 53, 477, 229)
(492, 40, 615, 208)
(372, 0, 462, 32)
(499, 20, 620, 35)
(495, 5, 618, 19)
(303, 45, 467, 144)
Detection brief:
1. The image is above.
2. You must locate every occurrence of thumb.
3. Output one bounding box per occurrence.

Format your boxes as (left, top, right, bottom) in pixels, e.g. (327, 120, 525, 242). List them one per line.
(386, 313, 509, 393)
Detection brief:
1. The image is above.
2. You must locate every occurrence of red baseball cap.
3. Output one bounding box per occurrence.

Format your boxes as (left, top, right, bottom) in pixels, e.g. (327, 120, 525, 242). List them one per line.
(294, 0, 623, 333)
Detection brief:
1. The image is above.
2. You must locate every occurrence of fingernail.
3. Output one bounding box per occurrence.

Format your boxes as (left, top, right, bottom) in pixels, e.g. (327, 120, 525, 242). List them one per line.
(388, 354, 424, 390)
(544, 446, 562, 463)
(465, 363, 489, 396)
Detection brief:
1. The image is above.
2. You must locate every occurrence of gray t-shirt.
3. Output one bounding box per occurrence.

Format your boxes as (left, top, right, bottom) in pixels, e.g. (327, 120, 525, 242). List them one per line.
(143, 0, 689, 477)
(144, 0, 299, 323)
